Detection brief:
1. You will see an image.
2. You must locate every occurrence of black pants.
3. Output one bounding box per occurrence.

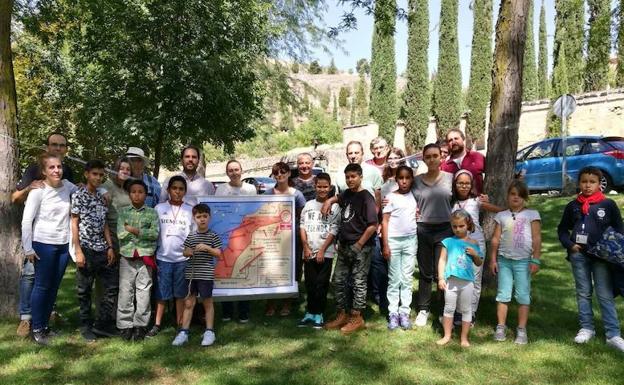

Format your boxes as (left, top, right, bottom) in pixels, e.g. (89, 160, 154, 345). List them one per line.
(416, 223, 453, 312)
(304, 257, 333, 315)
(222, 301, 250, 319)
(76, 248, 119, 328)
(368, 237, 389, 311)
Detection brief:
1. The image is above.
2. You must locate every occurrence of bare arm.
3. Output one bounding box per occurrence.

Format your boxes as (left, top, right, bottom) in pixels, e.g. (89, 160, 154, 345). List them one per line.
(437, 247, 448, 290)
(183, 246, 194, 257)
(530, 220, 542, 273)
(300, 226, 312, 260)
(71, 215, 85, 268)
(321, 195, 339, 215)
(381, 213, 391, 260)
(489, 223, 502, 275)
(11, 180, 44, 204)
(355, 224, 377, 250)
(481, 201, 504, 213)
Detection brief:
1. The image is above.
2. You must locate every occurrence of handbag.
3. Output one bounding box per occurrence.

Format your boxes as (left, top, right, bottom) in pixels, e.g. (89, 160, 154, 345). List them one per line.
(587, 227, 624, 269)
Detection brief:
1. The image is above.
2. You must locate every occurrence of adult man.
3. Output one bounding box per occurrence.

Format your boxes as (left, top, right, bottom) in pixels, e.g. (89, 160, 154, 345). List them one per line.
(364, 136, 389, 176)
(440, 129, 485, 194)
(160, 145, 215, 206)
(13, 132, 75, 337)
(335, 141, 383, 203)
(292, 153, 317, 201)
(126, 147, 161, 208)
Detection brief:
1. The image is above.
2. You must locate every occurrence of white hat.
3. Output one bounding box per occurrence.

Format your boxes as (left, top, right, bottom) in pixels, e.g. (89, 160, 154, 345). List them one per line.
(125, 147, 146, 158)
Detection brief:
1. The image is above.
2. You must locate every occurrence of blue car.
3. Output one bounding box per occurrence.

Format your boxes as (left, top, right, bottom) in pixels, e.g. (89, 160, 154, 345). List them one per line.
(515, 136, 624, 192)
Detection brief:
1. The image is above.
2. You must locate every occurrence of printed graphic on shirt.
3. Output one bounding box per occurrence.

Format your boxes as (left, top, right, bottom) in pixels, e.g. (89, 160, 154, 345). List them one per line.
(71, 188, 108, 251)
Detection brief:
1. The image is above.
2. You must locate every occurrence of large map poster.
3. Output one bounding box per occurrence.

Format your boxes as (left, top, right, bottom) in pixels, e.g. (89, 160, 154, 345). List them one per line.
(198, 195, 298, 300)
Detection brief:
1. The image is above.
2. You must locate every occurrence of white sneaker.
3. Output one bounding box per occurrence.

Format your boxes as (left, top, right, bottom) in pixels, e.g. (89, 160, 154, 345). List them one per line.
(201, 329, 216, 346)
(606, 336, 624, 352)
(171, 330, 189, 346)
(415, 310, 430, 327)
(574, 328, 596, 344)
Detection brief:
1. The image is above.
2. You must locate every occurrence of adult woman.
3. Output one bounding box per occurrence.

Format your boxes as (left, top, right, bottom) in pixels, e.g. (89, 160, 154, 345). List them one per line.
(264, 162, 306, 316)
(102, 157, 132, 255)
(21, 153, 77, 345)
(411, 143, 454, 327)
(381, 147, 406, 198)
(215, 159, 257, 322)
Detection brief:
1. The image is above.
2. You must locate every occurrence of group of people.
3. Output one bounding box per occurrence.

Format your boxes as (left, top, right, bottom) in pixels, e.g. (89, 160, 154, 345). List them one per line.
(12, 130, 624, 352)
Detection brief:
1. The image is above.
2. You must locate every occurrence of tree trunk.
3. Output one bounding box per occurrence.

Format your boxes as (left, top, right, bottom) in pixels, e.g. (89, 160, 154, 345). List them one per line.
(482, 0, 530, 286)
(0, 0, 22, 317)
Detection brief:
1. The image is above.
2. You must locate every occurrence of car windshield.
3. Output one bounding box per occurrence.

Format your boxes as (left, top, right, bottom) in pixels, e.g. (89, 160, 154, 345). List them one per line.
(604, 139, 624, 151)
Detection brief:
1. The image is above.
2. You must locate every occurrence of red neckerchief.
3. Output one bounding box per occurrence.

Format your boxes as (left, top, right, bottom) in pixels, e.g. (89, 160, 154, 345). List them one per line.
(576, 191, 606, 215)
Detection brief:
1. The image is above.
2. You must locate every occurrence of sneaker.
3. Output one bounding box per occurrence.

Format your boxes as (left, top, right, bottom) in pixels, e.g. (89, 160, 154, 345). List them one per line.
(221, 316, 232, 322)
(574, 328, 596, 344)
(133, 327, 147, 341)
(79, 326, 97, 342)
(201, 329, 216, 346)
(31, 329, 49, 346)
(146, 325, 161, 338)
(298, 312, 315, 328)
(120, 328, 134, 341)
(387, 313, 400, 330)
(414, 310, 430, 327)
(606, 336, 624, 352)
(514, 327, 528, 345)
(399, 313, 412, 330)
(312, 314, 324, 329)
(239, 317, 249, 324)
(494, 324, 507, 342)
(44, 327, 61, 338)
(16, 320, 31, 337)
(172, 330, 189, 346)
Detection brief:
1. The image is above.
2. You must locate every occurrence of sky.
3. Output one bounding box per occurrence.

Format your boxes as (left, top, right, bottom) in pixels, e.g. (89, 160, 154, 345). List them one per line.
(312, 0, 618, 88)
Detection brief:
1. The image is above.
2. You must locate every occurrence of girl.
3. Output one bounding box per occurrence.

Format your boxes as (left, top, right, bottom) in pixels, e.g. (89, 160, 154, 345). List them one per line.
(489, 180, 541, 344)
(382, 166, 417, 330)
(437, 210, 483, 347)
(557, 167, 624, 352)
(21, 153, 77, 345)
(451, 170, 503, 324)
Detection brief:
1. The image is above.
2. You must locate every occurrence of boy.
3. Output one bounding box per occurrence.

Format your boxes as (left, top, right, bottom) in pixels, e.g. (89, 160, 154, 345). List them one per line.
(172, 203, 223, 346)
(116, 179, 160, 341)
(298, 173, 341, 329)
(147, 176, 194, 337)
(324, 164, 378, 334)
(71, 159, 118, 341)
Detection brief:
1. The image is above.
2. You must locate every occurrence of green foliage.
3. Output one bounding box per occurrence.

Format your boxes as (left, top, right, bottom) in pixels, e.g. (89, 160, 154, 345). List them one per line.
(537, 1, 549, 99)
(327, 58, 338, 74)
(522, 1, 538, 101)
(332, 95, 338, 121)
(308, 60, 322, 74)
(338, 86, 350, 108)
(403, 0, 430, 151)
(292, 109, 342, 146)
(320, 86, 330, 110)
(349, 97, 355, 125)
(618, 0, 624, 87)
(354, 71, 368, 125)
(290, 62, 300, 74)
(466, 0, 492, 141)
(432, 0, 462, 135)
(370, 0, 397, 142)
(553, 0, 585, 95)
(356, 58, 370, 75)
(584, 0, 611, 91)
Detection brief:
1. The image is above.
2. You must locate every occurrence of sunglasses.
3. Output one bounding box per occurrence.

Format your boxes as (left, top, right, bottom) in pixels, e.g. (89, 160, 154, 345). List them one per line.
(274, 169, 289, 176)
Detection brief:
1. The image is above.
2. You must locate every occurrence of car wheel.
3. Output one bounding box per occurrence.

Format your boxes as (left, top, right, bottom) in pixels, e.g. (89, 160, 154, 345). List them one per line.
(600, 172, 613, 193)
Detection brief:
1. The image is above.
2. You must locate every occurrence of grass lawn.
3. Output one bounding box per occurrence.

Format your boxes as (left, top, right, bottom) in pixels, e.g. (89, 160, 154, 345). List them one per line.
(2, 195, 624, 385)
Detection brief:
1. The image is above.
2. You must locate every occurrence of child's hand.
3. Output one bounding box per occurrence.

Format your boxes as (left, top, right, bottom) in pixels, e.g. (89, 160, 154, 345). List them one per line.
(124, 223, 140, 236)
(478, 194, 490, 203)
(320, 201, 332, 216)
(106, 248, 116, 266)
(465, 246, 478, 258)
(303, 246, 312, 260)
(195, 243, 210, 253)
(570, 244, 582, 253)
(382, 245, 391, 260)
(316, 249, 325, 264)
(75, 250, 86, 269)
(438, 279, 447, 290)
(530, 263, 540, 275)
(381, 197, 389, 209)
(489, 260, 498, 275)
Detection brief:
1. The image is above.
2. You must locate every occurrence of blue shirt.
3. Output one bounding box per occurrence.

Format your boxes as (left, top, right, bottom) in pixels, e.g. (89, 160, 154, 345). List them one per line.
(441, 236, 483, 282)
(143, 173, 162, 208)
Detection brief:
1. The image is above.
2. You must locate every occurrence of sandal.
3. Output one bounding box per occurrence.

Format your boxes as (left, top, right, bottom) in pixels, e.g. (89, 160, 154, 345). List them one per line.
(265, 304, 276, 317)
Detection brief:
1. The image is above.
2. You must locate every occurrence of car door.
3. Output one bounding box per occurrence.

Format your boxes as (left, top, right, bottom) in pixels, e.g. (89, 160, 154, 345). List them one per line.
(560, 137, 585, 183)
(523, 139, 560, 191)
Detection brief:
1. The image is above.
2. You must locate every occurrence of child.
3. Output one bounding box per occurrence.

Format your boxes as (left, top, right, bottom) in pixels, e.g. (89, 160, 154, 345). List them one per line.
(436, 210, 483, 347)
(116, 179, 159, 341)
(324, 163, 378, 335)
(147, 176, 194, 337)
(381, 166, 417, 330)
(451, 169, 502, 324)
(489, 180, 541, 344)
(557, 167, 624, 351)
(71, 160, 118, 341)
(298, 173, 341, 329)
(172, 204, 223, 346)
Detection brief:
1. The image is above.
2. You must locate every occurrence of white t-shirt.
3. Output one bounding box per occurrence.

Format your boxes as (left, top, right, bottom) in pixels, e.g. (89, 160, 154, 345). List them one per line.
(155, 202, 194, 262)
(380, 179, 398, 199)
(494, 209, 541, 260)
(453, 198, 485, 247)
(299, 200, 341, 258)
(160, 172, 215, 206)
(382, 191, 417, 237)
(21, 180, 77, 255)
(215, 182, 257, 196)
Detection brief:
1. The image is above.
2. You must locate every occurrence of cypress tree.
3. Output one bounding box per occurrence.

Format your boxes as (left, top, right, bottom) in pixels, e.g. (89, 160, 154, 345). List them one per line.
(522, 1, 538, 101)
(466, 0, 492, 141)
(537, 0, 549, 99)
(403, 0, 430, 151)
(370, 0, 397, 141)
(553, 0, 584, 95)
(585, 0, 611, 91)
(618, 0, 624, 87)
(355, 70, 368, 124)
(432, 0, 462, 135)
(327, 58, 338, 75)
(332, 94, 338, 121)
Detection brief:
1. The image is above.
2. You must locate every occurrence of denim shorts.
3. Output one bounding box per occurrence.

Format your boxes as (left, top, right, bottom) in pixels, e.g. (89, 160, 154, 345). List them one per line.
(185, 279, 214, 299)
(155, 260, 188, 300)
(495, 256, 531, 305)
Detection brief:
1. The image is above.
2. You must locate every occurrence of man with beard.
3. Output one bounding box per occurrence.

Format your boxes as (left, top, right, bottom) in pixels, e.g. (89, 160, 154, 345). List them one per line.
(440, 129, 485, 195)
(160, 145, 215, 205)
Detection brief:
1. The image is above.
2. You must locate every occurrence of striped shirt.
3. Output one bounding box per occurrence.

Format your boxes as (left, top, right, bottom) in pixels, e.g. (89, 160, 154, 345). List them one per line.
(183, 230, 222, 280)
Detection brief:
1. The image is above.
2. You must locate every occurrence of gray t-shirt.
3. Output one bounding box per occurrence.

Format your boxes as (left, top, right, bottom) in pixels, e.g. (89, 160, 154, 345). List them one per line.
(411, 171, 453, 224)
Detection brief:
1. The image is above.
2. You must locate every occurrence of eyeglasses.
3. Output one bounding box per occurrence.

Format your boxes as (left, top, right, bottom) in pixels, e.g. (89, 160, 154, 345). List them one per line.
(274, 169, 288, 176)
(49, 142, 67, 148)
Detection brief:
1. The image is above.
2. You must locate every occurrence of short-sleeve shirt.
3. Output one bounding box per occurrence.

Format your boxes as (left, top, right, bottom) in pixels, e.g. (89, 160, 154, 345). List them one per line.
(292, 176, 316, 201)
(383, 191, 417, 237)
(155, 202, 194, 262)
(184, 230, 222, 280)
(494, 209, 541, 260)
(411, 172, 453, 223)
(160, 172, 215, 206)
(452, 198, 484, 244)
(17, 162, 75, 190)
(337, 189, 378, 246)
(335, 162, 383, 197)
(215, 182, 257, 196)
(71, 187, 109, 252)
(441, 236, 483, 282)
(299, 199, 341, 258)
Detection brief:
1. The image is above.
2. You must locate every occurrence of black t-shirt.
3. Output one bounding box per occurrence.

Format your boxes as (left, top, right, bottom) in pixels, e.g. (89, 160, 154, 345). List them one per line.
(16, 162, 75, 191)
(337, 189, 378, 246)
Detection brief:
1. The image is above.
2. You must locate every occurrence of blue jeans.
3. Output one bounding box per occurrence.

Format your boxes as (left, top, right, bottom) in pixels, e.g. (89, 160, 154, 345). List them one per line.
(31, 242, 70, 331)
(19, 259, 35, 320)
(570, 252, 621, 339)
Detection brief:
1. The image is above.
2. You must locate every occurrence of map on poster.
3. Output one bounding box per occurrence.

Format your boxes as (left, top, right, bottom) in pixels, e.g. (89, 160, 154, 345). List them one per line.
(197, 195, 297, 300)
